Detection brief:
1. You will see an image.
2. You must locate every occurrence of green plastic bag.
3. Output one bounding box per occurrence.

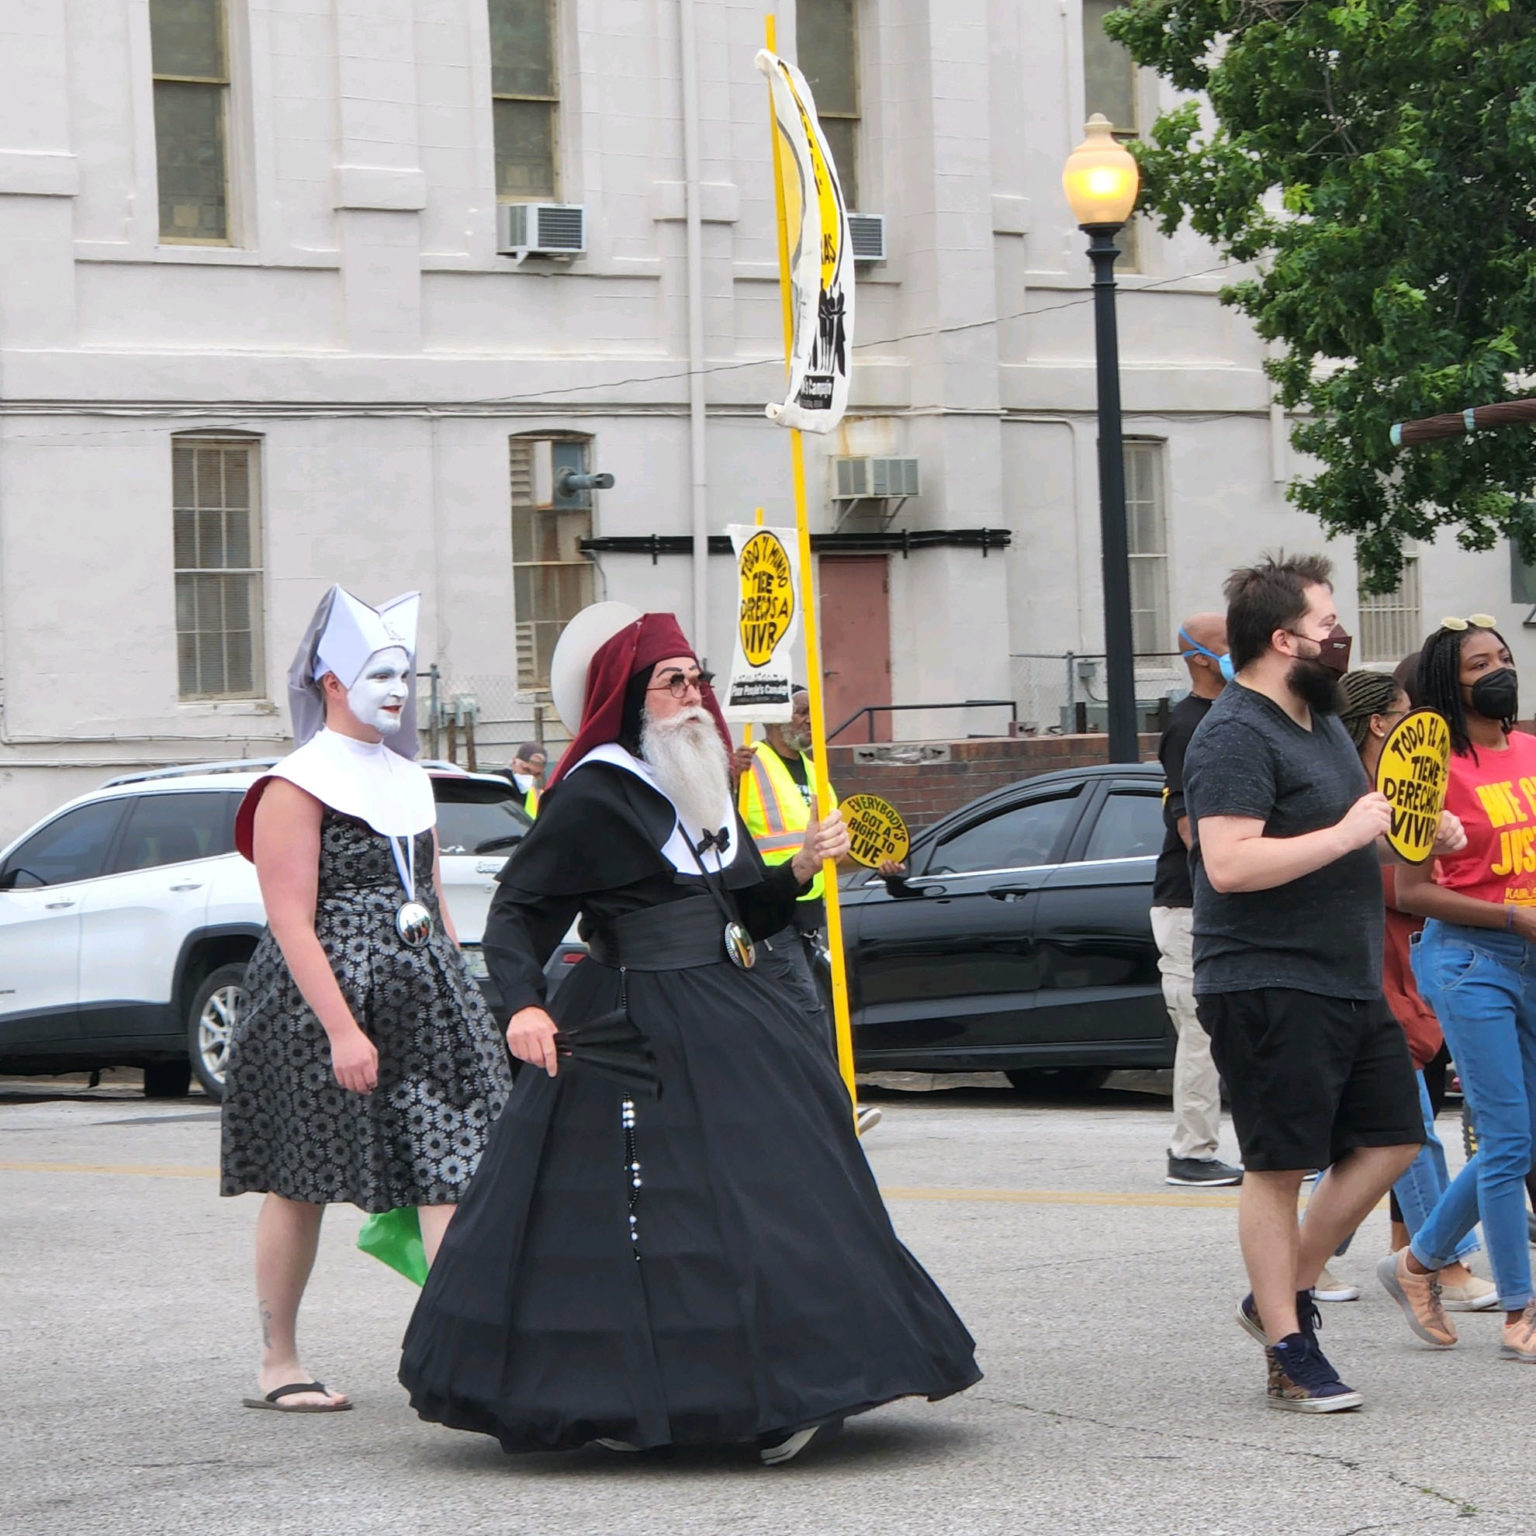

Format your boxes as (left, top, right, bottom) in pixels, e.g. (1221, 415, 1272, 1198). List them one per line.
(357, 1206, 427, 1287)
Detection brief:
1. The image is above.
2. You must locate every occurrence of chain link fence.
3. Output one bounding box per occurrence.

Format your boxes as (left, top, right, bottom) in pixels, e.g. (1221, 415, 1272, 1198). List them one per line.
(416, 667, 571, 771)
(1009, 652, 1187, 737)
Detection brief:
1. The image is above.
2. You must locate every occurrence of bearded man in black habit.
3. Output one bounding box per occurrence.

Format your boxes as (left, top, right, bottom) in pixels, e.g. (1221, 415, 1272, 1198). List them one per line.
(399, 604, 979, 1465)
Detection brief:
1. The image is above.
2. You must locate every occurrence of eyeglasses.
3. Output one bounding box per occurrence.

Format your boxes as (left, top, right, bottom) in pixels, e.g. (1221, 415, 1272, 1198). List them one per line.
(647, 668, 714, 699)
(1440, 614, 1497, 631)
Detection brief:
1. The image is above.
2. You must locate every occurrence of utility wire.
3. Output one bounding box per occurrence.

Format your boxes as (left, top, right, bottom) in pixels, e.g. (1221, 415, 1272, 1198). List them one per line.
(0, 260, 1244, 446)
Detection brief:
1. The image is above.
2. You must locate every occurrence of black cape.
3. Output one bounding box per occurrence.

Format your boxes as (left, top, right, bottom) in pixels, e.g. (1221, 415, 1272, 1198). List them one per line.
(398, 759, 981, 1452)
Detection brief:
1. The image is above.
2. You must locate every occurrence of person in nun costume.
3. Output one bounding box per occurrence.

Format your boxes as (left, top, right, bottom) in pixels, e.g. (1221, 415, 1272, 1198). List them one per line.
(221, 586, 513, 1413)
(399, 604, 979, 1464)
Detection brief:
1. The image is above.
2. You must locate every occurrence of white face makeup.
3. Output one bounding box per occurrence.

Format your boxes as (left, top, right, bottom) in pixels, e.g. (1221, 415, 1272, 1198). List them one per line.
(346, 647, 411, 735)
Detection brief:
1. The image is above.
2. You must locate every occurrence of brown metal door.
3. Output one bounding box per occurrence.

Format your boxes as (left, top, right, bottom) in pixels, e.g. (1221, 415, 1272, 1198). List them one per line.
(818, 555, 892, 741)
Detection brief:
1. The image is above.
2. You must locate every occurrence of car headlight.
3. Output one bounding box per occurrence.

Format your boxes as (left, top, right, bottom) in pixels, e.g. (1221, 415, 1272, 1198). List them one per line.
(461, 946, 490, 978)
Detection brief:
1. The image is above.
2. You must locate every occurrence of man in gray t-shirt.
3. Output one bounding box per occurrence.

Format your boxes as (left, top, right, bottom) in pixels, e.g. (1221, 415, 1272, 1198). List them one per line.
(1182, 554, 1460, 1416)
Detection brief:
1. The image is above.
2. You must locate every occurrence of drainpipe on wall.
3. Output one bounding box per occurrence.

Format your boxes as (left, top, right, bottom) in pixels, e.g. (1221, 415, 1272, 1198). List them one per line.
(678, 0, 710, 662)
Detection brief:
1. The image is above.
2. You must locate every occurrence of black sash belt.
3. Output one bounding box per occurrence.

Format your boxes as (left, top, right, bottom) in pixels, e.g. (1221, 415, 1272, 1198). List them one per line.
(587, 897, 734, 971)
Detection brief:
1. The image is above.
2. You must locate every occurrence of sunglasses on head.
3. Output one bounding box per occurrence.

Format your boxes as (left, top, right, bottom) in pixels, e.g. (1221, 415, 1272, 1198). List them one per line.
(1440, 614, 1497, 632)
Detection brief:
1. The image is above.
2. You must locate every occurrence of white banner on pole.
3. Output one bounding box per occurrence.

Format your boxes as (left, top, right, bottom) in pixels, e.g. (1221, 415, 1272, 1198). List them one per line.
(755, 49, 854, 435)
(723, 523, 802, 723)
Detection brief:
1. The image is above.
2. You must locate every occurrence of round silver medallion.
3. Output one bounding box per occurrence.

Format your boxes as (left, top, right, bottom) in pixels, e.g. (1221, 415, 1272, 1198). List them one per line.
(724, 921, 756, 970)
(395, 900, 434, 947)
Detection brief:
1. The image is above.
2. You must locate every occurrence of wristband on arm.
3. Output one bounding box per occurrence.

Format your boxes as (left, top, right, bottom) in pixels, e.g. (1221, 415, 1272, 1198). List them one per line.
(1507, 906, 1517, 932)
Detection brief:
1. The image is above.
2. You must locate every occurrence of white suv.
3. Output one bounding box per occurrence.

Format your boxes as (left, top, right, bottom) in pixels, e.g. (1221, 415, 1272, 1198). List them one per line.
(0, 760, 552, 1098)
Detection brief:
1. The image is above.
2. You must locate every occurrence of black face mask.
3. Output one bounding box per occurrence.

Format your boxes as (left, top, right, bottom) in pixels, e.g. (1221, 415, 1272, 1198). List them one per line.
(1469, 667, 1519, 723)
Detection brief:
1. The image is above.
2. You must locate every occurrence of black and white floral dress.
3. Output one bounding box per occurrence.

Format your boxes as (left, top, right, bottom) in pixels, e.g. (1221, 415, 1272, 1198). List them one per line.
(220, 809, 514, 1211)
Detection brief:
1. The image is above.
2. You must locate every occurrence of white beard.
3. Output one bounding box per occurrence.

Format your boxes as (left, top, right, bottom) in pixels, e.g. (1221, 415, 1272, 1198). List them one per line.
(639, 707, 732, 843)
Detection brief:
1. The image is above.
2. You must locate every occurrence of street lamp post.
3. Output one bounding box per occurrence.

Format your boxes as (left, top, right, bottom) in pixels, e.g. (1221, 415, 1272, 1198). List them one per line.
(1063, 114, 1141, 764)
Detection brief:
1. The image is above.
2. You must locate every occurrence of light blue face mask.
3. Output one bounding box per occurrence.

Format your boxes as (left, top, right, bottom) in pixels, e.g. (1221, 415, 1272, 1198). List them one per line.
(1179, 628, 1235, 683)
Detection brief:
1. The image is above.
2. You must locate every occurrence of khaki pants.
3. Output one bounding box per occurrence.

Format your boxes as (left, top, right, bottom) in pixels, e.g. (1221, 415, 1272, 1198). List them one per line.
(1150, 904, 1222, 1161)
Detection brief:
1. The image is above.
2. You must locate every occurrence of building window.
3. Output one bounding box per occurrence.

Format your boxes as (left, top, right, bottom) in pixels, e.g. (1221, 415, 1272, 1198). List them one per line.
(1124, 441, 1169, 655)
(1359, 554, 1422, 665)
(1511, 533, 1536, 606)
(489, 0, 559, 201)
(1081, 0, 1140, 270)
(150, 0, 231, 244)
(173, 436, 263, 699)
(511, 437, 597, 688)
(796, 0, 860, 210)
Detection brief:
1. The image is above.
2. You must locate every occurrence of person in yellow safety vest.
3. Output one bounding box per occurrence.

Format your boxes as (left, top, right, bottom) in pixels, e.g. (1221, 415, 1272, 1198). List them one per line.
(734, 687, 882, 1135)
(506, 741, 547, 820)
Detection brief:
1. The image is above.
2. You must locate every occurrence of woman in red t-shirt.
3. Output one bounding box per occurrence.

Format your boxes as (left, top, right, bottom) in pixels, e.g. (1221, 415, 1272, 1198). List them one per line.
(1396, 620, 1536, 1361)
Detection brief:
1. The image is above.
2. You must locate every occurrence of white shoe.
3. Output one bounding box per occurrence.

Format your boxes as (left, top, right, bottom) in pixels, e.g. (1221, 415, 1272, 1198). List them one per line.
(1311, 1264, 1361, 1302)
(856, 1105, 882, 1136)
(594, 1438, 639, 1452)
(1440, 1274, 1500, 1311)
(760, 1425, 819, 1465)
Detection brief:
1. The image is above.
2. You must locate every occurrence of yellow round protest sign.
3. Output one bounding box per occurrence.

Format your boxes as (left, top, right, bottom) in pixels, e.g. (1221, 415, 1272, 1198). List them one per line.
(737, 530, 796, 667)
(1374, 707, 1451, 865)
(843, 794, 911, 869)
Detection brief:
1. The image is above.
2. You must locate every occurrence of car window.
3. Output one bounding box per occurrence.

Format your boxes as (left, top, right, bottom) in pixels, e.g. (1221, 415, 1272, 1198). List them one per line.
(1082, 790, 1164, 862)
(926, 792, 1078, 875)
(435, 796, 533, 855)
(111, 792, 238, 875)
(0, 801, 126, 888)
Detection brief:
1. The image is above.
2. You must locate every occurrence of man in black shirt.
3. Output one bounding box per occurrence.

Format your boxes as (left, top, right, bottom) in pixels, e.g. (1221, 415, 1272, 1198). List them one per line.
(1184, 554, 1462, 1415)
(1152, 612, 1243, 1187)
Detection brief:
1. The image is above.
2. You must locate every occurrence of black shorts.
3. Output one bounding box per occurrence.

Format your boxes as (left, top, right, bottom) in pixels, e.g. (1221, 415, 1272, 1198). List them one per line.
(1196, 988, 1424, 1173)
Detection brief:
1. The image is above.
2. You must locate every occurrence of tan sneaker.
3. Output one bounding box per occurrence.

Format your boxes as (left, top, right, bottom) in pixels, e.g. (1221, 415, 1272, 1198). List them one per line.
(1376, 1250, 1457, 1348)
(1501, 1301, 1536, 1362)
(1439, 1273, 1500, 1312)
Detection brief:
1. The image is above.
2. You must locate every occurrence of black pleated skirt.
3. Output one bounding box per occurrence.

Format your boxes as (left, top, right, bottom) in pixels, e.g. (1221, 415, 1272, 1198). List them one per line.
(397, 952, 981, 1452)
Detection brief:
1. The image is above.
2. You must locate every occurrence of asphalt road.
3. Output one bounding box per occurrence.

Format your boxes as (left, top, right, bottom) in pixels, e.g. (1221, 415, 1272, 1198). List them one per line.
(2, 1069, 1531, 1536)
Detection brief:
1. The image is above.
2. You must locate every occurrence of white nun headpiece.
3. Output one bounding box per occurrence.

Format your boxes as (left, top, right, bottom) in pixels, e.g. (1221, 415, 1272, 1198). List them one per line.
(287, 586, 422, 756)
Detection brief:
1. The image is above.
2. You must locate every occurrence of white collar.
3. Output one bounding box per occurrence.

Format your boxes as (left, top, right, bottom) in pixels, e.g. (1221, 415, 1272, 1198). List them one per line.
(265, 728, 436, 838)
(570, 741, 739, 874)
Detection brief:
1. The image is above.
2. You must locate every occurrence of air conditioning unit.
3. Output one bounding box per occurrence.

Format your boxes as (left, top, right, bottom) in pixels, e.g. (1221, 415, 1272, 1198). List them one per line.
(848, 213, 885, 262)
(496, 202, 586, 262)
(833, 456, 920, 499)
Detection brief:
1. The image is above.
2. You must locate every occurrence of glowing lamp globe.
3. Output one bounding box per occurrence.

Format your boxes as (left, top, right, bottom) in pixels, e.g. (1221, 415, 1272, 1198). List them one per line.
(1062, 114, 1140, 229)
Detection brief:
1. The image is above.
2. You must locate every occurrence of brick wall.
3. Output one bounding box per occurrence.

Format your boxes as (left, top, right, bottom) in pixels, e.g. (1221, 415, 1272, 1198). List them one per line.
(825, 734, 1161, 829)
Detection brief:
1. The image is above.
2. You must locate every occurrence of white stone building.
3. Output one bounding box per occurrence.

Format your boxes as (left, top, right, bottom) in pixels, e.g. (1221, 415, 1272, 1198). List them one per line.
(0, 0, 1529, 839)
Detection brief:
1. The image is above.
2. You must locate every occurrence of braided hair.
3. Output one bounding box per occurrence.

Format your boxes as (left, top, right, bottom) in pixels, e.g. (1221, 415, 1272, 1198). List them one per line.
(1416, 624, 1511, 759)
(1335, 670, 1400, 751)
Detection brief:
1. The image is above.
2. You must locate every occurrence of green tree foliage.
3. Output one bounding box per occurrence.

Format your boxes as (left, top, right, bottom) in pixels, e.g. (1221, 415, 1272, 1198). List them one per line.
(1106, 0, 1536, 585)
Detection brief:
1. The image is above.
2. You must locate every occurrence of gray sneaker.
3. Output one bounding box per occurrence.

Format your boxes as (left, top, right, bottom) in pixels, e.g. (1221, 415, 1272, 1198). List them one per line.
(1166, 1153, 1243, 1186)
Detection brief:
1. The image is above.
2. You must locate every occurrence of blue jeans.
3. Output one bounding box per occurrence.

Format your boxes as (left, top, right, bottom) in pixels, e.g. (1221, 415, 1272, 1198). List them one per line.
(1395, 1073, 1480, 1259)
(1328, 1072, 1479, 1261)
(1411, 922, 1536, 1310)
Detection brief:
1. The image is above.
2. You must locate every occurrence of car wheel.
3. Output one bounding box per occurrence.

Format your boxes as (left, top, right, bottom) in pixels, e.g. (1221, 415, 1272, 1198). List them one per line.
(1004, 1066, 1112, 1096)
(143, 1059, 192, 1098)
(188, 962, 247, 1101)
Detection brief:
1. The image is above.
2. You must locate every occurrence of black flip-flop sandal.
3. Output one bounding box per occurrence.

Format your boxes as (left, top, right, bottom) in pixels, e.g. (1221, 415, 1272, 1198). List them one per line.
(242, 1380, 352, 1413)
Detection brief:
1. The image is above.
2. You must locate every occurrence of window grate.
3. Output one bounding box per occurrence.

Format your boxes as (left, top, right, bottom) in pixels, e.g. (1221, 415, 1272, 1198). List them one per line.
(510, 437, 596, 690)
(1124, 441, 1170, 655)
(151, 0, 231, 244)
(796, 0, 860, 209)
(1359, 558, 1422, 665)
(173, 437, 263, 699)
(490, 0, 560, 201)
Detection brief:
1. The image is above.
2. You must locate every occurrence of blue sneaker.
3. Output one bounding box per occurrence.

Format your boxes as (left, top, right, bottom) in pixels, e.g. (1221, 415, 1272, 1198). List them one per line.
(1238, 1290, 1321, 1347)
(1266, 1334, 1362, 1413)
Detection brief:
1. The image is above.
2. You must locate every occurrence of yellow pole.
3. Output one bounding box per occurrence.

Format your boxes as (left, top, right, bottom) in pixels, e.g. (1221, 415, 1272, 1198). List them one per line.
(763, 14, 858, 1105)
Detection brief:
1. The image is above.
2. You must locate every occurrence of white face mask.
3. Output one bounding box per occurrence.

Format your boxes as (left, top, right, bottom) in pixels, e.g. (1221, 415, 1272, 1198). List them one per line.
(346, 647, 411, 735)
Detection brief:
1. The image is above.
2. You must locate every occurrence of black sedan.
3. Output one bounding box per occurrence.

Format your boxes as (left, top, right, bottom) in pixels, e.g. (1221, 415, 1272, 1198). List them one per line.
(839, 763, 1172, 1092)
